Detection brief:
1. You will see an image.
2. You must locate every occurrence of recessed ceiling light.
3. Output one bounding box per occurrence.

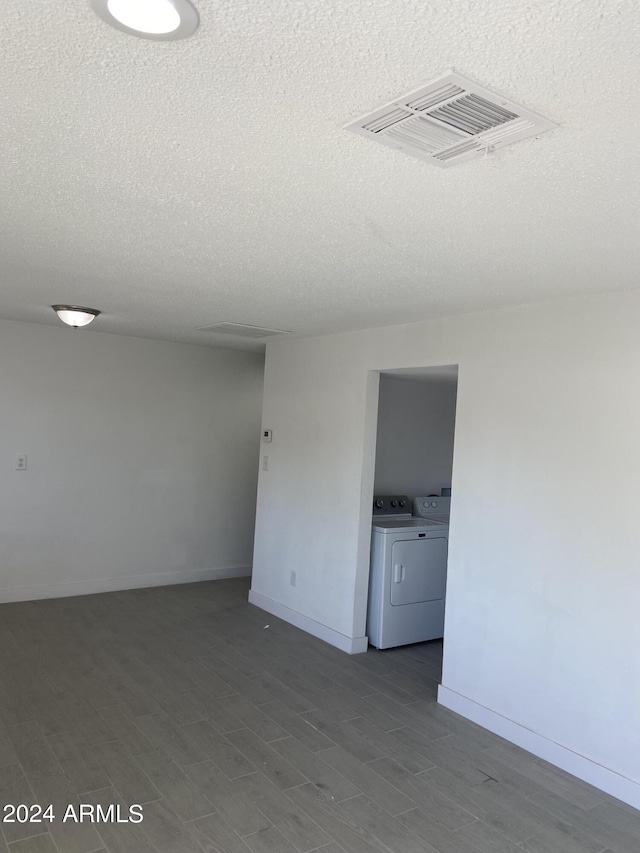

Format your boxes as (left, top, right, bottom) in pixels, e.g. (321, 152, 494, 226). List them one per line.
(89, 0, 199, 41)
(52, 305, 101, 328)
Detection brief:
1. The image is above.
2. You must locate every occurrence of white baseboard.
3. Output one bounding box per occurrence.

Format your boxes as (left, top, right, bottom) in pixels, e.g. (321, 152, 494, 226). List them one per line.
(248, 589, 368, 654)
(0, 566, 252, 604)
(438, 685, 640, 810)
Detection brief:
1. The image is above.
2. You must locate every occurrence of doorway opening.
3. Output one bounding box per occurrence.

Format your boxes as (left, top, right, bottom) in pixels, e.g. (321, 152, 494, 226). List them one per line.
(363, 365, 459, 695)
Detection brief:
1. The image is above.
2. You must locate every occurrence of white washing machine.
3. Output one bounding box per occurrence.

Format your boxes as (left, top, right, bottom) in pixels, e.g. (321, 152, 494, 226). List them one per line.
(367, 495, 449, 649)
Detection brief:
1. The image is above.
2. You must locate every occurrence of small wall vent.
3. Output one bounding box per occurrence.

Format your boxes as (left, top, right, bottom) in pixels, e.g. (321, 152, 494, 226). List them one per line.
(345, 71, 556, 168)
(198, 322, 291, 339)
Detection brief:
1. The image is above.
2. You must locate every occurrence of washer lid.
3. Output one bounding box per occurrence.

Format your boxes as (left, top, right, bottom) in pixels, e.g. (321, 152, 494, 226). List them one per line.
(372, 518, 448, 533)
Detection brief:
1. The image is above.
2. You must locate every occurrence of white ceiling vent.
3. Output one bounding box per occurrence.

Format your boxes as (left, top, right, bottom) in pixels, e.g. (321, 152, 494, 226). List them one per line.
(345, 71, 556, 168)
(198, 322, 291, 338)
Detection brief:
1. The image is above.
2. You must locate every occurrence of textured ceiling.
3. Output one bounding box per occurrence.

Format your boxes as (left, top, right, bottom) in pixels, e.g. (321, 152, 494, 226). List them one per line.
(1, 0, 639, 350)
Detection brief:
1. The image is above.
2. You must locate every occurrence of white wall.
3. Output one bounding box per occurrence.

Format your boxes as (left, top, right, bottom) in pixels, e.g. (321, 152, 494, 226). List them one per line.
(250, 291, 640, 808)
(0, 319, 264, 601)
(374, 374, 457, 497)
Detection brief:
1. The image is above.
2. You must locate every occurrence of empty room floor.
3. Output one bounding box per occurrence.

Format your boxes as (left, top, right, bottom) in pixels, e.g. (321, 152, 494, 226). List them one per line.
(0, 578, 638, 853)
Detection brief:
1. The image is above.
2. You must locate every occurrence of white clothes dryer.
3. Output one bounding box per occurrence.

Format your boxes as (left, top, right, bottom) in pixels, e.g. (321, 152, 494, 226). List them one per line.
(367, 495, 449, 649)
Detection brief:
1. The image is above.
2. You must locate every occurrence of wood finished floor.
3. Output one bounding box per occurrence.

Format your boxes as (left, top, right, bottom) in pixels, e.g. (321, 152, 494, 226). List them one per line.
(0, 578, 638, 853)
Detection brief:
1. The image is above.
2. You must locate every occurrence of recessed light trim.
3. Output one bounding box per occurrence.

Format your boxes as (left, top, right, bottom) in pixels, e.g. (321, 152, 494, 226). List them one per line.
(52, 305, 101, 329)
(89, 0, 199, 41)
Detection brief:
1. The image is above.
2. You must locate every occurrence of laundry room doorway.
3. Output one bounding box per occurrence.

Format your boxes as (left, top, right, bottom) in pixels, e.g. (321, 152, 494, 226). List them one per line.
(363, 364, 459, 693)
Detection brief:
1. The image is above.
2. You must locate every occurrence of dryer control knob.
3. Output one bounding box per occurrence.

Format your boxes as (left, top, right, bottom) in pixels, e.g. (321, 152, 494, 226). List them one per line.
(390, 500, 397, 507)
(375, 500, 384, 508)
(399, 500, 406, 507)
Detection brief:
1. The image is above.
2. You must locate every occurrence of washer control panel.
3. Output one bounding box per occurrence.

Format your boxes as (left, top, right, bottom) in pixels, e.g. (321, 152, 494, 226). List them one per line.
(372, 495, 411, 516)
(412, 496, 451, 520)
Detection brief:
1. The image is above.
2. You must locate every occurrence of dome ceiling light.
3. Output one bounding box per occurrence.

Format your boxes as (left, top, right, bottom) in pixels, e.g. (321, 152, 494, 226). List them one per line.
(52, 305, 101, 329)
(89, 0, 199, 41)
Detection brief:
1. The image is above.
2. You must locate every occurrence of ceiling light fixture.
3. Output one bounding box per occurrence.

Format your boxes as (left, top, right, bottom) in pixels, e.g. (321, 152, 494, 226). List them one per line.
(89, 0, 199, 40)
(52, 305, 101, 329)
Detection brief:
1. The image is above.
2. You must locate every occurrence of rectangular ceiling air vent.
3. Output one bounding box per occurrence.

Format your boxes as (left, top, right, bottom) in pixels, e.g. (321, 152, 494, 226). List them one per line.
(345, 71, 556, 168)
(197, 322, 291, 339)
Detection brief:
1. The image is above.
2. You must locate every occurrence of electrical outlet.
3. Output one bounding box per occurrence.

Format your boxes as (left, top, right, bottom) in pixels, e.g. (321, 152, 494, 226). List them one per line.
(263, 455, 269, 471)
(290, 571, 296, 587)
(15, 454, 27, 471)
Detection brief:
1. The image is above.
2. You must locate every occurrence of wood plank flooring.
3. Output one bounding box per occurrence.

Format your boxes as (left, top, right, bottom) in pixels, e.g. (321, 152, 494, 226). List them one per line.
(0, 577, 637, 852)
